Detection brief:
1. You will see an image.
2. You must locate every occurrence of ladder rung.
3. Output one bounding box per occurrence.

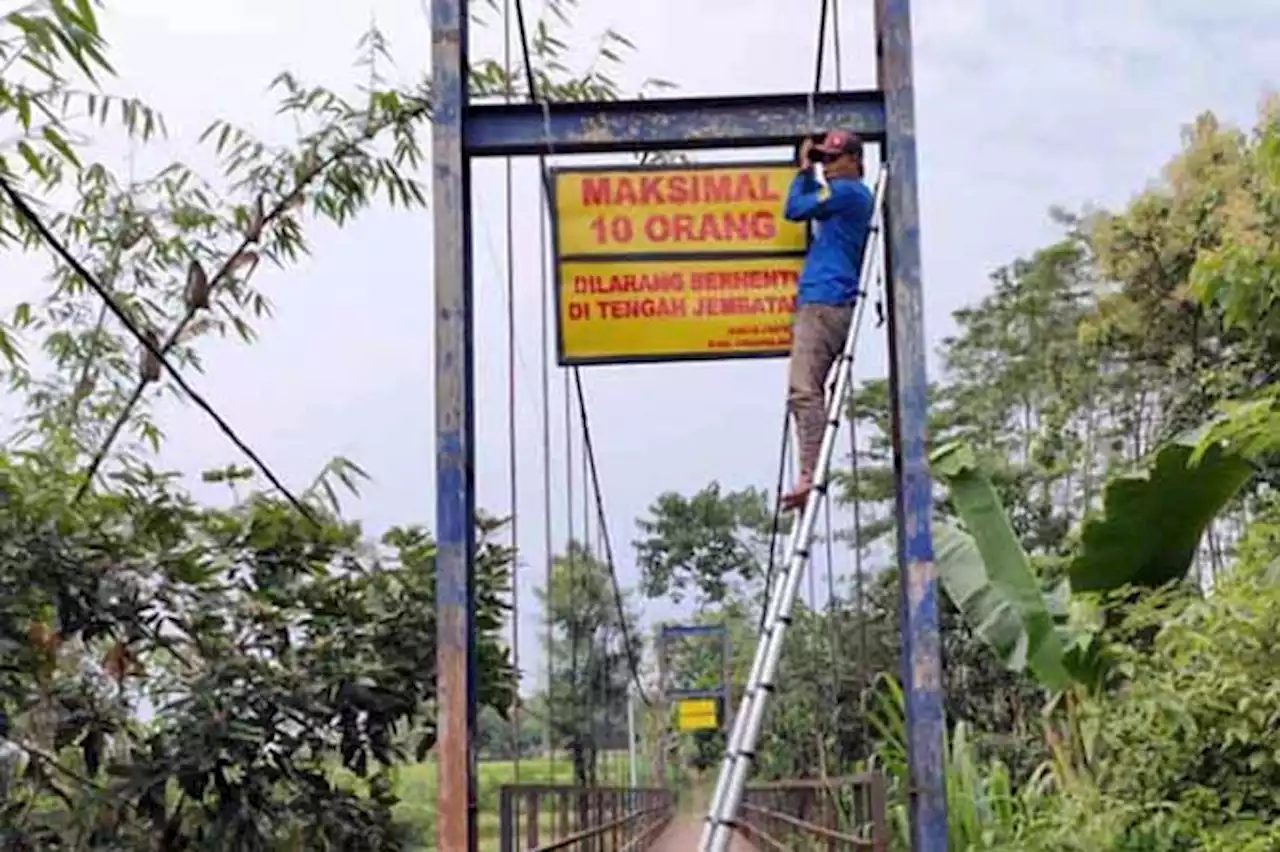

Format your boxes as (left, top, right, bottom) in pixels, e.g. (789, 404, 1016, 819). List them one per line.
(700, 163, 890, 852)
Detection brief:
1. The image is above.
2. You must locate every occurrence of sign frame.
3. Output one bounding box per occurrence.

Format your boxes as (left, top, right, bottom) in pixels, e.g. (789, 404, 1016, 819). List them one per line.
(658, 623, 733, 735)
(675, 696, 722, 733)
(548, 159, 812, 367)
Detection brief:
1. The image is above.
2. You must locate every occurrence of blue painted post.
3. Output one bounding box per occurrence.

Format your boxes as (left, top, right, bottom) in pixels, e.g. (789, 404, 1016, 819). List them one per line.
(875, 0, 947, 849)
(432, 0, 479, 848)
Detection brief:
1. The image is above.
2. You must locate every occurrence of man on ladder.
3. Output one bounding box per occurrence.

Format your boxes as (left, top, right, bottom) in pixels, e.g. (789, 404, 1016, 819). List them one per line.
(781, 129, 875, 511)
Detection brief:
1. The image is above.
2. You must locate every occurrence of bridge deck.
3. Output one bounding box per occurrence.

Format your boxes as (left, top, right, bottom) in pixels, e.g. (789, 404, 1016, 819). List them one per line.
(653, 818, 757, 851)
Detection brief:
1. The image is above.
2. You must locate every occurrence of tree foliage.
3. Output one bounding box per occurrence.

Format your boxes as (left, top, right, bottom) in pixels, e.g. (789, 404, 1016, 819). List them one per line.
(536, 541, 640, 788)
(0, 0, 670, 847)
(633, 483, 779, 607)
(634, 95, 1280, 849)
(0, 445, 518, 849)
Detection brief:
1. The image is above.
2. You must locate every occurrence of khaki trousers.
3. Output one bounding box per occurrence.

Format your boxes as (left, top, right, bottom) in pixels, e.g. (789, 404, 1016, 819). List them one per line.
(787, 304, 853, 482)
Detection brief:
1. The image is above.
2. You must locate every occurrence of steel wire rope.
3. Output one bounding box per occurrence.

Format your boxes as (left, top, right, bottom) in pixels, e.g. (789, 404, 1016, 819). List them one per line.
(0, 176, 314, 524)
(759, 0, 836, 651)
(472, 187, 553, 771)
(564, 363, 580, 783)
(512, 0, 654, 721)
(505, 0, 563, 783)
(848, 328, 871, 755)
(580, 435, 616, 787)
(501, 0, 524, 781)
(757, 413, 792, 635)
(822, 0, 877, 762)
(812, 0, 832, 91)
(571, 368, 654, 708)
(820, 0, 845, 764)
(539, 202, 559, 779)
(578, 395, 603, 782)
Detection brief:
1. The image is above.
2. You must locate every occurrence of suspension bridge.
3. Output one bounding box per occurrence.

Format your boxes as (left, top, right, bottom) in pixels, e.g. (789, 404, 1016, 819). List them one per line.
(431, 0, 942, 848)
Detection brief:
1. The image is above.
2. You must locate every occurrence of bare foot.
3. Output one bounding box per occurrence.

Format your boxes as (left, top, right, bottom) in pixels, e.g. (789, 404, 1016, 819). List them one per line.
(781, 477, 813, 512)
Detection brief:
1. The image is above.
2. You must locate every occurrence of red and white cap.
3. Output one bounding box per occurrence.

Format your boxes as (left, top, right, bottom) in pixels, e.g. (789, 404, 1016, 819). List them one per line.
(814, 129, 863, 158)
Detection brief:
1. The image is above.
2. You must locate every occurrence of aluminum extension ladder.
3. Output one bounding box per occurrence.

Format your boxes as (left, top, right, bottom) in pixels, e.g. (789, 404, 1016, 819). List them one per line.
(699, 164, 888, 852)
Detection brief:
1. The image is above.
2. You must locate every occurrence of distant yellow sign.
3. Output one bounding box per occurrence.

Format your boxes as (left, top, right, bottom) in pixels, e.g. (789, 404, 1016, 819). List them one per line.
(675, 698, 720, 733)
(550, 162, 809, 365)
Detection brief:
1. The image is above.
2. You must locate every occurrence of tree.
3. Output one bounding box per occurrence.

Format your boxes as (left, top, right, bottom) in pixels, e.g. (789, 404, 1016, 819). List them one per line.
(839, 238, 1100, 558)
(0, 0, 667, 846)
(537, 541, 640, 788)
(0, 447, 519, 848)
(476, 703, 544, 760)
(633, 482, 779, 607)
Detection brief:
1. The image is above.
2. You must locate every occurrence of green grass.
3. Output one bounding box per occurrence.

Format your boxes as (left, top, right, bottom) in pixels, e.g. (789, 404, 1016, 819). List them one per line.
(391, 753, 635, 850)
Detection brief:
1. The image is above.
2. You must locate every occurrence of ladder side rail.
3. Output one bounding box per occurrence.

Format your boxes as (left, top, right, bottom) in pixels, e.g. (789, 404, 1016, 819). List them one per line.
(700, 164, 889, 852)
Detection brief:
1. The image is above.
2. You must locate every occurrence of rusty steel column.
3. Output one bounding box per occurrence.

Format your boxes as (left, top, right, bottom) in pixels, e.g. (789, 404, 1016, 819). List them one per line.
(874, 0, 947, 849)
(432, 0, 478, 847)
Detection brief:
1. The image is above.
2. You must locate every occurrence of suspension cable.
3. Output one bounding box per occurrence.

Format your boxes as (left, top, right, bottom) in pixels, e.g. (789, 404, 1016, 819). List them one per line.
(501, 0, 523, 780)
(572, 368, 654, 707)
(513, 0, 652, 726)
(761, 0, 842, 634)
(811, 0, 832, 92)
(758, 410, 790, 634)
(849, 373, 870, 751)
(539, 191, 557, 776)
(564, 367, 580, 778)
(832, 0, 844, 89)
(818, 0, 855, 763)
(509, 0, 560, 780)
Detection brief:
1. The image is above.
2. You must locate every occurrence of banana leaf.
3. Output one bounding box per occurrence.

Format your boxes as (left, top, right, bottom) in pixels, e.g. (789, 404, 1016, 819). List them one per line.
(931, 442, 1072, 693)
(1068, 430, 1253, 593)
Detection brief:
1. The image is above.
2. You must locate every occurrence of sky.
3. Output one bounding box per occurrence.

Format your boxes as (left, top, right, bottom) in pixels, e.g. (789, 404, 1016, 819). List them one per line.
(7, 0, 1279, 692)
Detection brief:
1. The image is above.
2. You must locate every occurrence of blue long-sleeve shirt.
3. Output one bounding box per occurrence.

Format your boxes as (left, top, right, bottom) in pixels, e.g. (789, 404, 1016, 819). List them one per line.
(783, 169, 874, 306)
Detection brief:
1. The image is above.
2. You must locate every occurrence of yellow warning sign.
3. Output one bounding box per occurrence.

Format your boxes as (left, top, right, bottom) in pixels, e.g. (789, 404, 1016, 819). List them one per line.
(550, 161, 810, 365)
(675, 698, 720, 732)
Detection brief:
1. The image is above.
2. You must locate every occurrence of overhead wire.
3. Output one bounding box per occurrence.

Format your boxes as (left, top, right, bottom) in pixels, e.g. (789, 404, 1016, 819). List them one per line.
(0, 176, 314, 524)
(578, 409, 613, 784)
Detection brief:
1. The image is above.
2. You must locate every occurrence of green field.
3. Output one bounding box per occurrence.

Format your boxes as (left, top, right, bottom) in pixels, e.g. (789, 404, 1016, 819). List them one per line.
(391, 754, 640, 850)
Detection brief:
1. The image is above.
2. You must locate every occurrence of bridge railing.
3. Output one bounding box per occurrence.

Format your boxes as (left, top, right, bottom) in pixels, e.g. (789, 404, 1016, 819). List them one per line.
(497, 784, 675, 852)
(735, 773, 889, 851)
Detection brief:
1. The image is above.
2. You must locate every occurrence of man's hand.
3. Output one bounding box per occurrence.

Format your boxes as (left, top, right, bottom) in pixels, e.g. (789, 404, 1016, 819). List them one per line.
(798, 137, 814, 169)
